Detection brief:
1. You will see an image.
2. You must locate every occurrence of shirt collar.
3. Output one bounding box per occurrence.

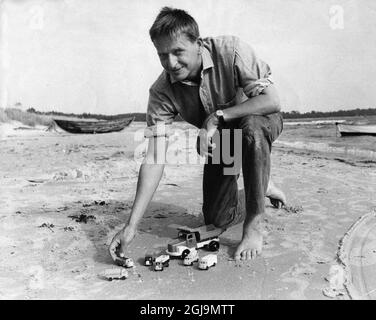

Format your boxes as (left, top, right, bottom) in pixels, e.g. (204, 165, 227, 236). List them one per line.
(170, 47, 214, 85)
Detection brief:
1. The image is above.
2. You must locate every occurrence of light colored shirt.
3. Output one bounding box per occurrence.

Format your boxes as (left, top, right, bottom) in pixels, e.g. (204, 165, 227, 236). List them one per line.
(145, 35, 273, 137)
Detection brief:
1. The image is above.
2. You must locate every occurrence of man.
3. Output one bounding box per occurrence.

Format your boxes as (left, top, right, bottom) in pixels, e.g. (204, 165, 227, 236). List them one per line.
(109, 7, 285, 262)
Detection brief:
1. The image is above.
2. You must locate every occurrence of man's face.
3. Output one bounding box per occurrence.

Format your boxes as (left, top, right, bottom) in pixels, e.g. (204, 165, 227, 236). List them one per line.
(153, 33, 203, 82)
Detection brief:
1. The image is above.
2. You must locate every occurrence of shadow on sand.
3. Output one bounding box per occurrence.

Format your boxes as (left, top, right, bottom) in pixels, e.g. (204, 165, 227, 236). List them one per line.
(65, 188, 278, 267)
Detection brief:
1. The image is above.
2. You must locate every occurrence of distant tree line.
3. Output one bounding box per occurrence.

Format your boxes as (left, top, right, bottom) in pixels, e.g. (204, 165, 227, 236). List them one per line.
(281, 108, 376, 119)
(26, 107, 375, 121)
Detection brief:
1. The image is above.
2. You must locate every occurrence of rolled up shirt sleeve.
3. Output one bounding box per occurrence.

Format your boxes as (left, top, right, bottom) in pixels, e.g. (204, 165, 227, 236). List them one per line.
(234, 38, 273, 98)
(145, 88, 178, 138)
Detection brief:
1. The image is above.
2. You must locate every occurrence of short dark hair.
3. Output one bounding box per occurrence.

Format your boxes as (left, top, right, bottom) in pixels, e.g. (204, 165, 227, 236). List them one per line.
(149, 7, 200, 42)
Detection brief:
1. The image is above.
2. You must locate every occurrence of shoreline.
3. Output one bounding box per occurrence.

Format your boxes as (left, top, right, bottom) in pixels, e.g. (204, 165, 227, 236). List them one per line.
(2, 121, 375, 165)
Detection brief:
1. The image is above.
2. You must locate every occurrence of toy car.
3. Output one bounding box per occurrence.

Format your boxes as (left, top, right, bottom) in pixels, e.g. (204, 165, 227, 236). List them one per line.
(114, 246, 134, 268)
(115, 256, 134, 268)
(198, 254, 217, 270)
(183, 249, 199, 266)
(100, 268, 129, 281)
(154, 254, 170, 271)
(144, 254, 156, 266)
(166, 224, 221, 258)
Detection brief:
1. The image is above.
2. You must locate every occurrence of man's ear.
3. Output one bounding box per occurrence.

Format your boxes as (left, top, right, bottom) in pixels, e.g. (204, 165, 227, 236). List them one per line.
(197, 38, 203, 54)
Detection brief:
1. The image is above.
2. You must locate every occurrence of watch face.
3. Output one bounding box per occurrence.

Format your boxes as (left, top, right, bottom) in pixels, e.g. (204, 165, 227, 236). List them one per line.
(216, 110, 224, 117)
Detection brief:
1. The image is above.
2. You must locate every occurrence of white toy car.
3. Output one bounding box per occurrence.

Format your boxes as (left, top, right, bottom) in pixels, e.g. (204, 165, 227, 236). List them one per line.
(154, 254, 170, 271)
(100, 268, 128, 281)
(183, 249, 199, 266)
(198, 254, 217, 270)
(166, 224, 221, 258)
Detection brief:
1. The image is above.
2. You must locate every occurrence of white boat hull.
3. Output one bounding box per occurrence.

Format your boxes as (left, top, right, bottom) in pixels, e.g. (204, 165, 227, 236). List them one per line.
(337, 124, 376, 136)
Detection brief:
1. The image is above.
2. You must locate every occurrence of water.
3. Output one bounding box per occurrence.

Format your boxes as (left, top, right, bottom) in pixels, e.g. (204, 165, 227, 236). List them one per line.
(277, 119, 376, 161)
(130, 118, 376, 162)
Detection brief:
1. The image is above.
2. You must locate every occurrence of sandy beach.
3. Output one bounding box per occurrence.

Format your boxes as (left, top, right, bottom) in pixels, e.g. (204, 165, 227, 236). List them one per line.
(0, 121, 375, 300)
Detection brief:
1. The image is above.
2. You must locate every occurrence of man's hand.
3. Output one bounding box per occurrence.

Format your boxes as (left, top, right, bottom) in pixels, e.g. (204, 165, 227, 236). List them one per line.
(197, 113, 220, 157)
(109, 225, 136, 262)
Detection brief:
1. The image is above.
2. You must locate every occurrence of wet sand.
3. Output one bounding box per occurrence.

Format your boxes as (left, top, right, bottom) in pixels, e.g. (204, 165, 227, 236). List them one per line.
(0, 121, 375, 299)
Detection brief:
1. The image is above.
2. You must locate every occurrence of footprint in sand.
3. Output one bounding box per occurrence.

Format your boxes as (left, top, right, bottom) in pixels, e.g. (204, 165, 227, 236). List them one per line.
(280, 263, 317, 299)
(281, 276, 310, 299)
(26, 266, 46, 290)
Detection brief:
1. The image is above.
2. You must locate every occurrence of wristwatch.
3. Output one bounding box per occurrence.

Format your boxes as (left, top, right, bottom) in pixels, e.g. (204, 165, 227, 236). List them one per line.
(214, 109, 225, 126)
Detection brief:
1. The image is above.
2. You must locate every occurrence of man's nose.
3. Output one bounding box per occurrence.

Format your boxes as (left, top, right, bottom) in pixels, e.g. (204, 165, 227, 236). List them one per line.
(167, 54, 178, 69)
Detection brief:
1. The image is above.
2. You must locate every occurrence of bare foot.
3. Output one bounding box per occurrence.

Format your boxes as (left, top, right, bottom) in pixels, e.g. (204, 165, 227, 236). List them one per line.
(234, 226, 263, 261)
(266, 179, 286, 208)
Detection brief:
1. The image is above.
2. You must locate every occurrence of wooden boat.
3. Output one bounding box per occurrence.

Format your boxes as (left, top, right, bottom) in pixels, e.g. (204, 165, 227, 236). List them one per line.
(336, 123, 376, 136)
(53, 117, 134, 134)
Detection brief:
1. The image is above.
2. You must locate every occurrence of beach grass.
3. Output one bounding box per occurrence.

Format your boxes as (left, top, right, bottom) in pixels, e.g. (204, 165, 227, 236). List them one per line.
(0, 108, 53, 127)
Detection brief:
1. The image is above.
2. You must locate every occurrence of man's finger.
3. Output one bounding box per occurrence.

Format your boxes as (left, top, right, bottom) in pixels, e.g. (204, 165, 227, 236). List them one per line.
(119, 244, 128, 257)
(109, 239, 120, 261)
(206, 122, 218, 135)
(208, 141, 216, 150)
(199, 142, 209, 157)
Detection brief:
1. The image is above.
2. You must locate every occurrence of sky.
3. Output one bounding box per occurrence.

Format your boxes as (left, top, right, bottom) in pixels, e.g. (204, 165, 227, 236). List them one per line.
(1, 0, 376, 114)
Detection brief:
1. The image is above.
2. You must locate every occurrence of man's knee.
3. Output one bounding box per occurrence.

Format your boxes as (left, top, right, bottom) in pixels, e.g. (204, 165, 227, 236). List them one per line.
(239, 114, 279, 148)
(204, 205, 244, 229)
(240, 116, 267, 148)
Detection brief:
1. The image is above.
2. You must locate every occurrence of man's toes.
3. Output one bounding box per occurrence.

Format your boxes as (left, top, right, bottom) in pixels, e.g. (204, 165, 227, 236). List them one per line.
(270, 198, 283, 208)
(272, 199, 280, 208)
(234, 248, 242, 261)
(252, 249, 258, 259)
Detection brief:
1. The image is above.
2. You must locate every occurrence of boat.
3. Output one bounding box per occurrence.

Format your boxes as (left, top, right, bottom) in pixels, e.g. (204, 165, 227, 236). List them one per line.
(53, 117, 134, 134)
(336, 123, 376, 136)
